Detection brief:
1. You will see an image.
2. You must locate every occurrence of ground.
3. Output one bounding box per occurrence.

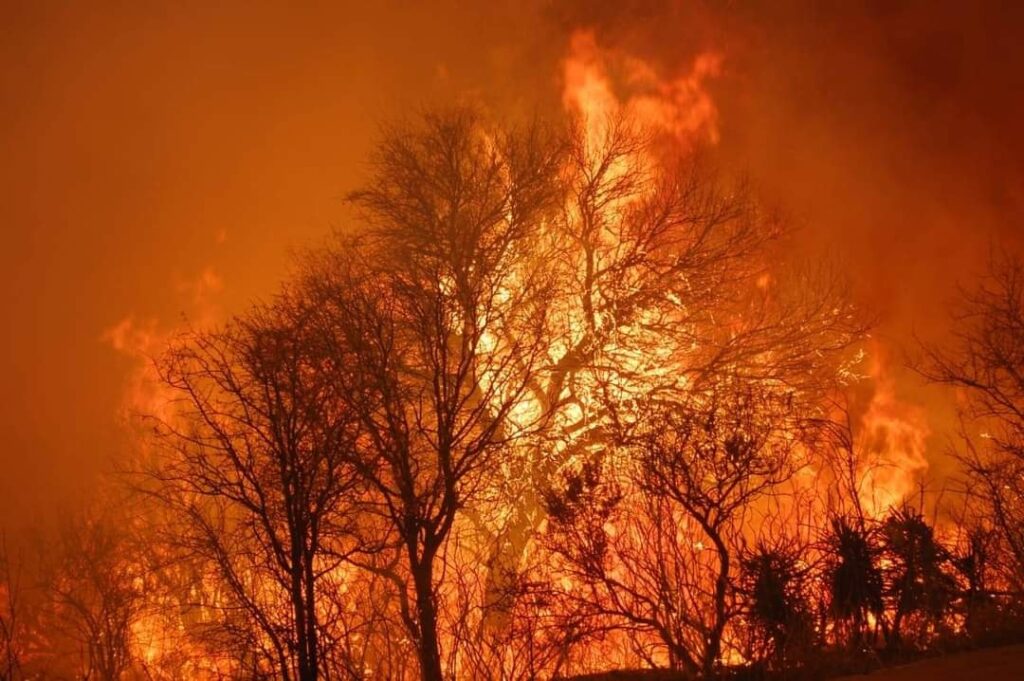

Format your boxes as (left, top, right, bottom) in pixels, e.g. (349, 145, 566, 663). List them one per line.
(836, 644, 1024, 680)
(563, 644, 1024, 680)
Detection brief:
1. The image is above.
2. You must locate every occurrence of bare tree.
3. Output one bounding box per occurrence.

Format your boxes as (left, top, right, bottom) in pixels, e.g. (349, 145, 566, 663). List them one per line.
(36, 503, 144, 681)
(643, 387, 802, 674)
(920, 253, 1024, 587)
(150, 291, 365, 681)
(542, 383, 814, 674)
(301, 108, 563, 681)
(544, 383, 808, 676)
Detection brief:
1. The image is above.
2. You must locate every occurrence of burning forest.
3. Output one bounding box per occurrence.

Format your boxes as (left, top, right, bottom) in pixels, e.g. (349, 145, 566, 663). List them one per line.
(2, 2, 1024, 680)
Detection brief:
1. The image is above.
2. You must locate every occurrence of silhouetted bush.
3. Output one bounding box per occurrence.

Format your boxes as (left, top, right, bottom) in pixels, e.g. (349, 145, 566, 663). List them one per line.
(823, 516, 884, 648)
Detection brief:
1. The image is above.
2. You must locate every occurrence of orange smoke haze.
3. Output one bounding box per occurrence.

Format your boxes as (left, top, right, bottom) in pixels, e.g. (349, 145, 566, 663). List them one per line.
(2, 1, 1023, 529)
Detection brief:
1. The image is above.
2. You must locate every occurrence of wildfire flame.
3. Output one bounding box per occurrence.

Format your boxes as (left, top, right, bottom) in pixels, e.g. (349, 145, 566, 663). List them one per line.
(103, 266, 223, 425)
(562, 29, 722, 150)
(96, 26, 946, 681)
(857, 349, 930, 518)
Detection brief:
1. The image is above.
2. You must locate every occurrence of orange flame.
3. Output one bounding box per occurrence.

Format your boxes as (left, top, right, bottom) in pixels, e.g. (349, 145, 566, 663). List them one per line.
(561, 29, 722, 149)
(857, 350, 930, 518)
(103, 266, 224, 424)
(101, 29, 949, 679)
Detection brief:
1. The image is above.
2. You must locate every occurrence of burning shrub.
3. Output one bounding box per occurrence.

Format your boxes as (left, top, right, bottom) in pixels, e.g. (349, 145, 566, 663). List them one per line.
(879, 506, 956, 648)
(823, 516, 884, 648)
(738, 541, 816, 670)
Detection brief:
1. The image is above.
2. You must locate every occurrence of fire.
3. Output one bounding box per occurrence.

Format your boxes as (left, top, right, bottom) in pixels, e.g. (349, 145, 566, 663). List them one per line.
(562, 29, 722, 149)
(856, 349, 930, 518)
(7, 5, 1019, 680)
(103, 266, 223, 425)
(94, 24, 950, 681)
(538, 30, 729, 447)
(102, 268, 225, 672)
(561, 30, 620, 148)
(103, 316, 171, 423)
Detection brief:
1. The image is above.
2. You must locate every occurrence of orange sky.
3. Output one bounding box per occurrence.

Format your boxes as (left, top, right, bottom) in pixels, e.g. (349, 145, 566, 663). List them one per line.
(1, 1, 1022, 529)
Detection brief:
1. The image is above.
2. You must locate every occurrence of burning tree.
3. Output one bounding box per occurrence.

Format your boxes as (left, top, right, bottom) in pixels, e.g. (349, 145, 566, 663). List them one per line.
(529, 112, 863, 676)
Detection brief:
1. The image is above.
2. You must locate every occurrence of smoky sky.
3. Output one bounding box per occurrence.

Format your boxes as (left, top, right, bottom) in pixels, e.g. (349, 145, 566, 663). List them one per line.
(1, 0, 1022, 529)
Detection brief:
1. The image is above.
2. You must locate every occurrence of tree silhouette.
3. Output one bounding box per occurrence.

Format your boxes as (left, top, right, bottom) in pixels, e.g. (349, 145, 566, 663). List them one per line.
(151, 293, 364, 681)
(739, 540, 815, 670)
(824, 516, 884, 648)
(300, 108, 562, 681)
(921, 254, 1024, 589)
(37, 503, 144, 681)
(0, 535, 23, 681)
(880, 507, 955, 646)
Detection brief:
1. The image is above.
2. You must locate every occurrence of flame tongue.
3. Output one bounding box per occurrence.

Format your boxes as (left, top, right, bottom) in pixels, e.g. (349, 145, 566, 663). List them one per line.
(561, 29, 722, 150)
(857, 352, 930, 518)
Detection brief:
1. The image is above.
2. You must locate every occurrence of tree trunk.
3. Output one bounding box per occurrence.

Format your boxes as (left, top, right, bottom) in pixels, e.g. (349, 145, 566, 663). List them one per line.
(302, 546, 319, 681)
(291, 538, 317, 681)
(413, 560, 444, 681)
(704, 528, 730, 677)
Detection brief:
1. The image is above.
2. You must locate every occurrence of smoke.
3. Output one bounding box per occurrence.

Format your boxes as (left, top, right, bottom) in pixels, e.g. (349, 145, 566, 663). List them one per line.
(540, 0, 1024, 503)
(547, 1, 1024, 322)
(3, 0, 1022, 527)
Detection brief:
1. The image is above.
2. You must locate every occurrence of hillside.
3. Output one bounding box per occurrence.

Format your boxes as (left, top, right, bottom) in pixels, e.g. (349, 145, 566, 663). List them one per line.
(836, 644, 1024, 681)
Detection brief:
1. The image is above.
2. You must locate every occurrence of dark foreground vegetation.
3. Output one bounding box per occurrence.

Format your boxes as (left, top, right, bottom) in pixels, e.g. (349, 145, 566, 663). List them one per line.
(565, 643, 1024, 680)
